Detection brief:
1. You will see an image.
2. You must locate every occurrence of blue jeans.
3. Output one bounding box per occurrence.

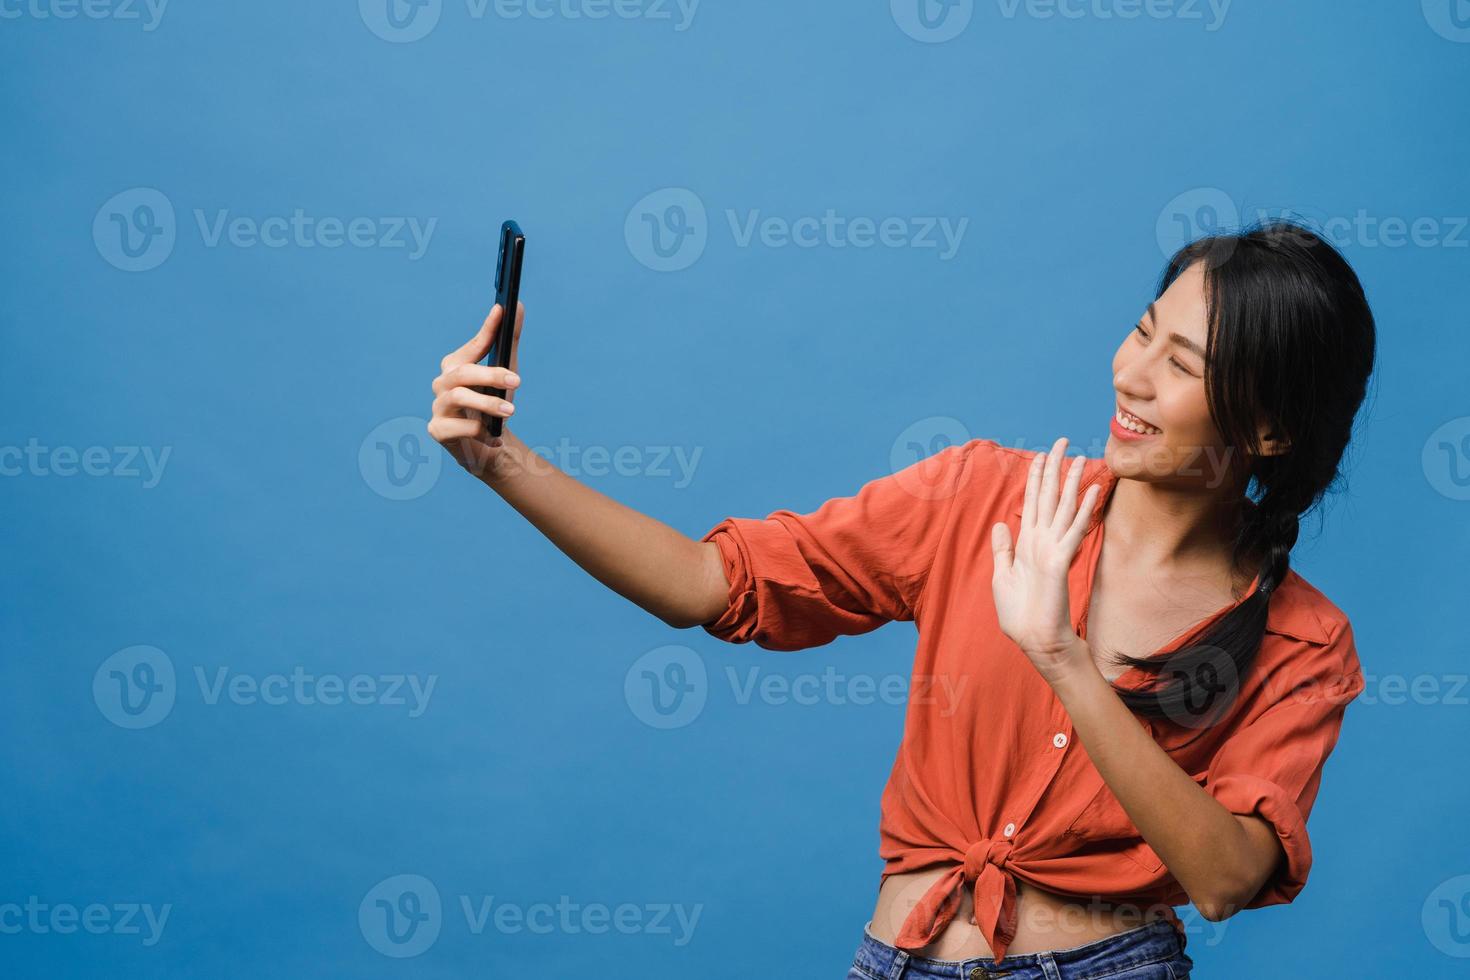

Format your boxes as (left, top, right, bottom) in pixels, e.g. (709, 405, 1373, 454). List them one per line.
(846, 918, 1194, 979)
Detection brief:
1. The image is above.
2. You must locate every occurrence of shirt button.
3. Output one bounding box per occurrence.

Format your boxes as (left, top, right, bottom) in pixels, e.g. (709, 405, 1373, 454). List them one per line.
(1003, 822, 1016, 837)
(1052, 731, 1068, 748)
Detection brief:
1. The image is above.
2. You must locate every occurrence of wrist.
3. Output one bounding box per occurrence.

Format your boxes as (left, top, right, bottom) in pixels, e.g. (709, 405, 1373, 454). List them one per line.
(1045, 637, 1104, 697)
(474, 429, 533, 489)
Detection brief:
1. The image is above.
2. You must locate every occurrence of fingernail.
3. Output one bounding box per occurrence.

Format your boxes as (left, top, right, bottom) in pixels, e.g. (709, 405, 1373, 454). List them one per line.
(502, 403, 516, 415)
(505, 372, 521, 385)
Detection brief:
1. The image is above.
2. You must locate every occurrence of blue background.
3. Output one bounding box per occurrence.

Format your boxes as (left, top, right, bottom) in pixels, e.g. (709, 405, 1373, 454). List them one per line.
(3, 0, 1468, 976)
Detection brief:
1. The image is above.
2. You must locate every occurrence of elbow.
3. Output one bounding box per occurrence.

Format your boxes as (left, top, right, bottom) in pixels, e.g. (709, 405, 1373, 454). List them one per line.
(1192, 882, 1256, 923)
(1193, 898, 1238, 923)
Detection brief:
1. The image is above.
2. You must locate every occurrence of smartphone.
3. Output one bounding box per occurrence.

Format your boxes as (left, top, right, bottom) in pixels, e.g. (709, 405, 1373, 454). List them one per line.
(482, 219, 525, 438)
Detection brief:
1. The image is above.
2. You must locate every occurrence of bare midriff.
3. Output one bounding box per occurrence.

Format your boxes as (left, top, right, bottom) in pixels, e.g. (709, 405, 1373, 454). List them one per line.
(870, 865, 1166, 960)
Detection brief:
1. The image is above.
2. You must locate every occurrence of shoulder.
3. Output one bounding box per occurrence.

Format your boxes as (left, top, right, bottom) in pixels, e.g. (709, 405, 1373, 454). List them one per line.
(1260, 568, 1363, 703)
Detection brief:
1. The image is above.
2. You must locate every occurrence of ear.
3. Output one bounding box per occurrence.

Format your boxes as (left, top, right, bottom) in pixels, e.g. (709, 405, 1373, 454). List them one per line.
(1254, 418, 1292, 457)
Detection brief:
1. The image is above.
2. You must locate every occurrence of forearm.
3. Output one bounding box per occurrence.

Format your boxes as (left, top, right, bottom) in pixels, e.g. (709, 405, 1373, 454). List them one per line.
(1049, 641, 1272, 918)
(476, 429, 729, 629)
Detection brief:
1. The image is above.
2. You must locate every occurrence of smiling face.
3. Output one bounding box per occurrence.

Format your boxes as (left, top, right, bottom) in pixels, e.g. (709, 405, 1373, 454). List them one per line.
(1106, 261, 1239, 490)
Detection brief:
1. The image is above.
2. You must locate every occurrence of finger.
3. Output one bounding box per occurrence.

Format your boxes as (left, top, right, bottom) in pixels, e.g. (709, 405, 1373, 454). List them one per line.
(437, 386, 516, 419)
(507, 301, 525, 376)
(440, 304, 503, 373)
(434, 362, 522, 394)
(1062, 484, 1101, 551)
(990, 522, 1013, 571)
(1037, 437, 1067, 527)
(427, 415, 485, 444)
(1052, 455, 1086, 529)
(1021, 451, 1044, 528)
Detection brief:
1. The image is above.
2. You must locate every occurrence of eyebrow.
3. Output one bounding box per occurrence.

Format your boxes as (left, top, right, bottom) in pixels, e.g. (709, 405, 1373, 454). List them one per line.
(1144, 302, 1208, 362)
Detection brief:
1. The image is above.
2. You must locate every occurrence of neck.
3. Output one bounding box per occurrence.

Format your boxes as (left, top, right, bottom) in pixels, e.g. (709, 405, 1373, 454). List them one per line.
(1102, 473, 1250, 576)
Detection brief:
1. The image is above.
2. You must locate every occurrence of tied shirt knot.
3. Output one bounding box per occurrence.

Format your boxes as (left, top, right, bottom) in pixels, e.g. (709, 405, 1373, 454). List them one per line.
(893, 836, 1020, 965)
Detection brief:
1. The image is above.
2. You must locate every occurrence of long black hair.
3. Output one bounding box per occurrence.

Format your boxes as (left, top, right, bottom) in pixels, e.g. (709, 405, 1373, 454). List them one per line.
(1106, 218, 1377, 735)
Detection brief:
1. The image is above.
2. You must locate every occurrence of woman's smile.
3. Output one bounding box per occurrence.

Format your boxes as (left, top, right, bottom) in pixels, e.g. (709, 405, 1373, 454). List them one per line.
(1112, 402, 1163, 439)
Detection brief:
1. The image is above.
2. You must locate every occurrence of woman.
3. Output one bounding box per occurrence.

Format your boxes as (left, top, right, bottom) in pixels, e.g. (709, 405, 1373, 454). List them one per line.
(427, 219, 1376, 978)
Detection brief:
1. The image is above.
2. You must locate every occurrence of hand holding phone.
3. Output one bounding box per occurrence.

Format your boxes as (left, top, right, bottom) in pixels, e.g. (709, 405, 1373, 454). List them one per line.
(481, 220, 525, 439)
(428, 221, 525, 477)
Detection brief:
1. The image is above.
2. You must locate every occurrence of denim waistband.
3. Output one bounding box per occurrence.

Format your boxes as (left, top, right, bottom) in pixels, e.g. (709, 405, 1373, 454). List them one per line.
(850, 917, 1187, 979)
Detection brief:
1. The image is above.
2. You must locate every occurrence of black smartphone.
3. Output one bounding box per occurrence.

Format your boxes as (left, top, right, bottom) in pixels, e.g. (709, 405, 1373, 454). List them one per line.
(482, 219, 525, 438)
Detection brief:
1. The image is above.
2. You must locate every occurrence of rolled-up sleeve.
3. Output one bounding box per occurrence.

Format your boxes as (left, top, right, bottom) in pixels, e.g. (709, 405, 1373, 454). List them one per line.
(698, 440, 976, 651)
(1202, 622, 1366, 907)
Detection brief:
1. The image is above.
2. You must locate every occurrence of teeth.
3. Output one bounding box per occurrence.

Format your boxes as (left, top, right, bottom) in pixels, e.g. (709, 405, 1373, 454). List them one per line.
(1116, 409, 1162, 435)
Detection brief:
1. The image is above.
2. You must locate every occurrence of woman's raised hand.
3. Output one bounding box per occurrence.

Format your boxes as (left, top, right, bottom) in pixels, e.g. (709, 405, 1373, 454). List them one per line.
(990, 436, 1100, 683)
(428, 302, 524, 477)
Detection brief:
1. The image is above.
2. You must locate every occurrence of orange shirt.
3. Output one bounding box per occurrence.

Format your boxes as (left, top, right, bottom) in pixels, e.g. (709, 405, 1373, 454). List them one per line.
(699, 438, 1365, 963)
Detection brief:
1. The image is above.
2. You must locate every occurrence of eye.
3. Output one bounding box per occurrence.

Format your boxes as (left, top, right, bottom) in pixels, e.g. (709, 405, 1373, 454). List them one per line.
(1170, 358, 1192, 375)
(1132, 323, 1147, 340)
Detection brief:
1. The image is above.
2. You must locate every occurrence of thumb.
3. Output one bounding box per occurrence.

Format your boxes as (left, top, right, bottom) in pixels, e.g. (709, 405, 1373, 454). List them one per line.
(991, 522, 1013, 571)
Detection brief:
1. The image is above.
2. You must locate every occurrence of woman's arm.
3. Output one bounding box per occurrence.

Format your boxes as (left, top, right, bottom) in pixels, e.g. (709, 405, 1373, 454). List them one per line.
(989, 437, 1277, 919)
(1048, 656, 1282, 920)
(428, 304, 730, 630)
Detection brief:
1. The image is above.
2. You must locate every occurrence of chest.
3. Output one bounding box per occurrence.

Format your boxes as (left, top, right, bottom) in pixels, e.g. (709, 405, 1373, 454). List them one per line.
(1080, 551, 1242, 683)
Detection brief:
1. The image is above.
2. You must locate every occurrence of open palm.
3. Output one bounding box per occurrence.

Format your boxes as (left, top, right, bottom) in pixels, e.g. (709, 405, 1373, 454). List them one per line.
(990, 437, 1100, 679)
